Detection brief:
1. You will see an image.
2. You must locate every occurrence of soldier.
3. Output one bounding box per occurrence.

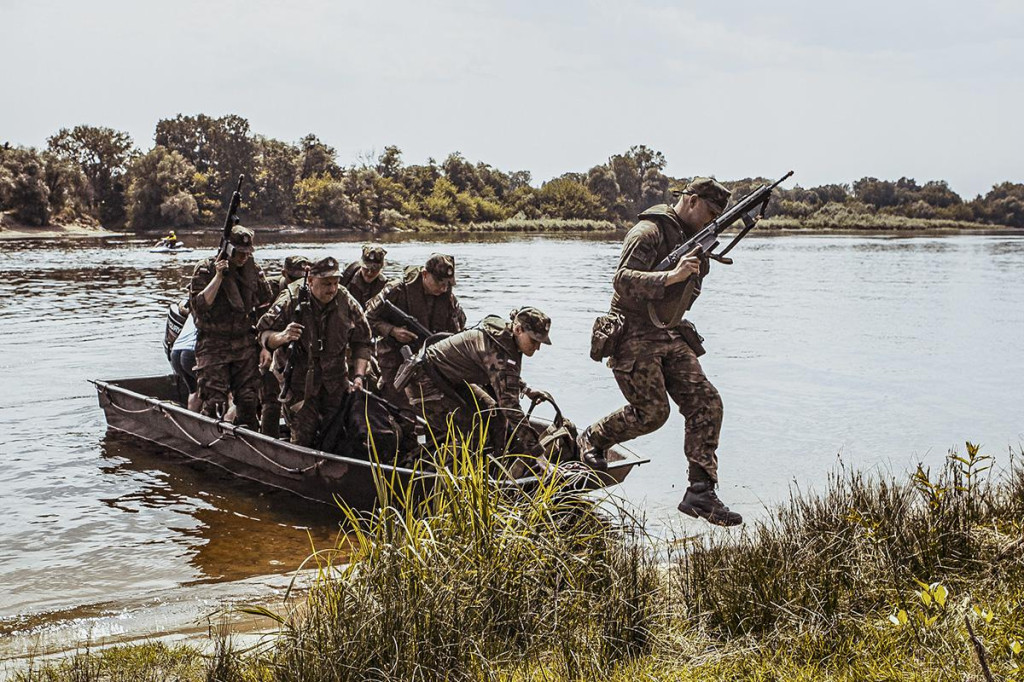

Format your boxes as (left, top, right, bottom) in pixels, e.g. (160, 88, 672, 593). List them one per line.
(405, 307, 551, 457)
(341, 244, 389, 308)
(260, 255, 312, 437)
(579, 178, 743, 527)
(365, 253, 466, 412)
(256, 256, 373, 447)
(188, 225, 273, 429)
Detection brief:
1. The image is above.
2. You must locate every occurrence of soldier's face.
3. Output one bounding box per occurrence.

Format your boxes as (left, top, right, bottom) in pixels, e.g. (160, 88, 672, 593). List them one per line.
(675, 194, 719, 231)
(310, 276, 340, 304)
(422, 271, 450, 296)
(229, 249, 250, 267)
(514, 325, 542, 357)
(361, 263, 382, 282)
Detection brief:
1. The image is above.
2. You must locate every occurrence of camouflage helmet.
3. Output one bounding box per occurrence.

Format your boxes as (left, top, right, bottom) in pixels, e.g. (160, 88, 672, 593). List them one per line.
(671, 177, 731, 215)
(512, 306, 551, 345)
(424, 253, 456, 286)
(283, 255, 312, 279)
(361, 244, 387, 268)
(228, 225, 254, 253)
(308, 256, 341, 278)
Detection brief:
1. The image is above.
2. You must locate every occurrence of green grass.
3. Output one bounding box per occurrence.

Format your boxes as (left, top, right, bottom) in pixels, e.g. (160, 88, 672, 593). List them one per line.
(13, 442, 1024, 681)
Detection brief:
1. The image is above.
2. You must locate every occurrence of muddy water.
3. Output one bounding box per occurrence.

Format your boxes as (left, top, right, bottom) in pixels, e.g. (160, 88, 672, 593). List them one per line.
(1, 231, 1022, 647)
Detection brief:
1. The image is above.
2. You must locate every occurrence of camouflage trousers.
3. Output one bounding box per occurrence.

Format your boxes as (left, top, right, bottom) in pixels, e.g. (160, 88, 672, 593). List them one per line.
(195, 349, 261, 430)
(259, 369, 282, 438)
(587, 329, 723, 482)
(286, 387, 346, 448)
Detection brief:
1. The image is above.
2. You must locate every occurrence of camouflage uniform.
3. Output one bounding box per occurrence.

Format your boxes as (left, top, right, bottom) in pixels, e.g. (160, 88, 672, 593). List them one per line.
(256, 257, 373, 447)
(365, 254, 466, 412)
(586, 180, 729, 483)
(188, 227, 273, 429)
(406, 308, 551, 456)
(261, 255, 311, 437)
(341, 244, 389, 309)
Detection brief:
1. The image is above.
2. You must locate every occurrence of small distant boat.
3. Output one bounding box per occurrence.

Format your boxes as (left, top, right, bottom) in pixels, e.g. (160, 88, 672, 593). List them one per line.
(150, 241, 194, 254)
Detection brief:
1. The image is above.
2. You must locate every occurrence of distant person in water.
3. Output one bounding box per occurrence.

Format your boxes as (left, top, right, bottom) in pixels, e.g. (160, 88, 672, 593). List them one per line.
(158, 231, 179, 248)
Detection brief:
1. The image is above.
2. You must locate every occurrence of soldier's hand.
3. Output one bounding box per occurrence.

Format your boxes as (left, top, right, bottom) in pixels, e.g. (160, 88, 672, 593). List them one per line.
(667, 247, 701, 285)
(259, 347, 272, 371)
(214, 258, 230, 276)
(279, 322, 303, 344)
(349, 375, 364, 393)
(392, 327, 417, 343)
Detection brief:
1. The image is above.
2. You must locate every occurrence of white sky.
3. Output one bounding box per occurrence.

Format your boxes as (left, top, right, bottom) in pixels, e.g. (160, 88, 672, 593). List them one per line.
(2, 0, 1021, 198)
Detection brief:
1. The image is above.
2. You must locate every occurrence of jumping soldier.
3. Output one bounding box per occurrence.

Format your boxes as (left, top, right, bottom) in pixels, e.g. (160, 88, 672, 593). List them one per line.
(579, 177, 743, 527)
(187, 225, 273, 429)
(365, 253, 466, 413)
(256, 256, 372, 447)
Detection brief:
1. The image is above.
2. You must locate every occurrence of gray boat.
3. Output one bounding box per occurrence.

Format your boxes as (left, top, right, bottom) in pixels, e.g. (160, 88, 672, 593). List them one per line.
(93, 374, 649, 510)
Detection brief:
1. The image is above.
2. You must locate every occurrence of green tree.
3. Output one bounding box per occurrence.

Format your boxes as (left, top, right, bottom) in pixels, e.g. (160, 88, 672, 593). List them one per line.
(376, 145, 403, 179)
(250, 136, 300, 222)
(298, 134, 341, 180)
(47, 125, 135, 225)
(537, 178, 605, 219)
(423, 176, 459, 224)
(125, 146, 198, 229)
(42, 151, 92, 224)
(293, 174, 359, 228)
(0, 146, 50, 226)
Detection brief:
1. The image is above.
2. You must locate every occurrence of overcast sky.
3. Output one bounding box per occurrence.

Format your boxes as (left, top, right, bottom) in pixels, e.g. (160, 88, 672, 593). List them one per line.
(2, 0, 1021, 197)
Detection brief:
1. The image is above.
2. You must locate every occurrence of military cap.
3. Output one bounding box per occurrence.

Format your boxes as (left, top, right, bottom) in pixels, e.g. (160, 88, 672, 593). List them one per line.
(671, 177, 731, 215)
(228, 225, 254, 252)
(513, 306, 552, 345)
(361, 244, 387, 268)
(424, 253, 456, 286)
(283, 255, 312, 278)
(309, 256, 341, 278)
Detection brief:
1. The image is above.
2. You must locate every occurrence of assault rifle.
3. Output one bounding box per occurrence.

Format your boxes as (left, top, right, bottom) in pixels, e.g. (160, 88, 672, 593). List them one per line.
(217, 174, 245, 259)
(648, 170, 793, 328)
(380, 300, 432, 343)
(278, 267, 311, 403)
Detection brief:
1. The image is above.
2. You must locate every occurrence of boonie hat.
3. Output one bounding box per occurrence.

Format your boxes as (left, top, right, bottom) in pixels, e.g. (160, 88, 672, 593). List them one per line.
(514, 306, 552, 345)
(309, 256, 341, 278)
(424, 253, 456, 286)
(671, 177, 731, 215)
(228, 225, 254, 253)
(361, 244, 387, 268)
(283, 255, 312, 278)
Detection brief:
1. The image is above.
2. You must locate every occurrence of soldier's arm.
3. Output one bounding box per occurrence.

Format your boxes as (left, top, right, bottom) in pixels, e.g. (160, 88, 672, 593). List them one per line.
(189, 260, 219, 316)
(612, 223, 672, 301)
(451, 295, 467, 332)
(255, 289, 295, 350)
(364, 284, 398, 338)
(346, 295, 374, 364)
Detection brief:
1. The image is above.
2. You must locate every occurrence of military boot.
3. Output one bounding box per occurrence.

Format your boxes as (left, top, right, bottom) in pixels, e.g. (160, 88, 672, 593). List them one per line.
(677, 482, 743, 527)
(577, 427, 608, 472)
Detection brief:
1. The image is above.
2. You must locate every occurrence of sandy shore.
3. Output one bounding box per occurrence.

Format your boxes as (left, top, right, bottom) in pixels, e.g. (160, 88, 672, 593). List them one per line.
(0, 221, 123, 240)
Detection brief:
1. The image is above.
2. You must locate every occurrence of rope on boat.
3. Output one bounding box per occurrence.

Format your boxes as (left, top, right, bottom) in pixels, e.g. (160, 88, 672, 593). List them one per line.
(101, 388, 159, 415)
(234, 432, 321, 475)
(162, 408, 224, 448)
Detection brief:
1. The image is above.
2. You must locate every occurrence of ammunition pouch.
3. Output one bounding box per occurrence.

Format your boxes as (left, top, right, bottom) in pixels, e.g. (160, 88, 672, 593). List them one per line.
(589, 312, 626, 362)
(678, 320, 706, 358)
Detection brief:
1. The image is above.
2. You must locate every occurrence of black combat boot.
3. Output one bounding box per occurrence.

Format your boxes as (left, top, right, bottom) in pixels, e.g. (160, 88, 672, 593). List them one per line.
(677, 482, 743, 527)
(577, 427, 608, 472)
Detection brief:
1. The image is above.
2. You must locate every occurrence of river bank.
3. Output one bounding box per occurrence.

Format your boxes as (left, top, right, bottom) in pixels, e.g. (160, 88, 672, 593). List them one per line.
(2, 214, 1017, 241)
(9, 444, 1023, 681)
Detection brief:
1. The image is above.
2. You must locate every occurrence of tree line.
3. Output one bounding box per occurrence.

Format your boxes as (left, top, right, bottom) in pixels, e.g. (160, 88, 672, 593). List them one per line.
(2, 114, 1023, 230)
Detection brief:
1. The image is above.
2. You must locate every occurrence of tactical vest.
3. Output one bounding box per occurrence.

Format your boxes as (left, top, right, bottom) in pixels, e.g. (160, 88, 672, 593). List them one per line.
(192, 258, 266, 338)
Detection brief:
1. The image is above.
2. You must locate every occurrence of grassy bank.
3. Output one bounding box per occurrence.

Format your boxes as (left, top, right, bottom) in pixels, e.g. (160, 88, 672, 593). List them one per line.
(12, 442, 1024, 680)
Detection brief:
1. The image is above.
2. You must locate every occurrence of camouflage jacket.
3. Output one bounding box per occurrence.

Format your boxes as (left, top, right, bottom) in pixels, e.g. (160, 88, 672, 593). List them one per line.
(365, 267, 467, 367)
(188, 257, 273, 340)
(609, 204, 707, 329)
(340, 261, 389, 309)
(256, 281, 372, 397)
(424, 315, 525, 415)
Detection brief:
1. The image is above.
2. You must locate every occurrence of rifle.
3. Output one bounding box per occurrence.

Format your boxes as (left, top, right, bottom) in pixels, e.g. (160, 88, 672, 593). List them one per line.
(217, 174, 245, 260)
(380, 299, 432, 343)
(278, 267, 311, 403)
(648, 170, 793, 328)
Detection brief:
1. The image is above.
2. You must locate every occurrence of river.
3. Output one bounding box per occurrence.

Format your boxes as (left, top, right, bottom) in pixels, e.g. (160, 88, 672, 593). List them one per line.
(1, 230, 1022, 652)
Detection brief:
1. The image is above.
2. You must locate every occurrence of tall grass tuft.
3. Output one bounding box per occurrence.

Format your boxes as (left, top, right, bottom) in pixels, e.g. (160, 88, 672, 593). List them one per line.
(260, 422, 662, 680)
(674, 444, 1024, 638)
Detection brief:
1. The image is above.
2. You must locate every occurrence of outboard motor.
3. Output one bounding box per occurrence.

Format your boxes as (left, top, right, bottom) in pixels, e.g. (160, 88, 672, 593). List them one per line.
(163, 298, 189, 361)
